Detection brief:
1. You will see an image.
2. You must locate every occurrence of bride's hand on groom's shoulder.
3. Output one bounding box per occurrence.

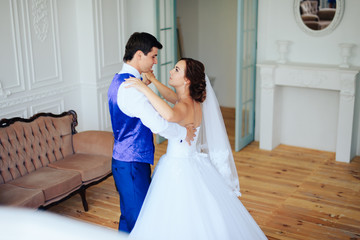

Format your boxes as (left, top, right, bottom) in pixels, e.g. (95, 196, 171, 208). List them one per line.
(125, 77, 148, 92)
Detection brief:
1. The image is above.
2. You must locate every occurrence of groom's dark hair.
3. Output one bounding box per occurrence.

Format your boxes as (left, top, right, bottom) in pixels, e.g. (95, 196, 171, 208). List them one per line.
(123, 32, 163, 62)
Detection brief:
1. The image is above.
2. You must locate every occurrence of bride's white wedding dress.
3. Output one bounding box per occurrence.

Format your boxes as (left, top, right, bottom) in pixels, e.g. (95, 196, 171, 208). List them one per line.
(129, 129, 267, 240)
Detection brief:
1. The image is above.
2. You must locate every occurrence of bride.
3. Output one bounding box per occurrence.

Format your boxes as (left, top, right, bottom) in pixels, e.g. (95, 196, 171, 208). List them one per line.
(125, 58, 267, 240)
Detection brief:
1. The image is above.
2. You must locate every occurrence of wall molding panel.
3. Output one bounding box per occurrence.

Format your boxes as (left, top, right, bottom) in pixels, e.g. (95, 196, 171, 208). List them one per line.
(97, 79, 113, 90)
(0, 0, 26, 96)
(30, 98, 64, 115)
(23, 0, 62, 89)
(99, 90, 111, 131)
(79, 79, 112, 90)
(1, 108, 28, 119)
(94, 0, 125, 81)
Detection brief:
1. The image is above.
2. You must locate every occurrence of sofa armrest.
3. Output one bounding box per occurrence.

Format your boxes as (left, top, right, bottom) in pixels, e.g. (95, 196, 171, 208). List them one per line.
(73, 131, 114, 157)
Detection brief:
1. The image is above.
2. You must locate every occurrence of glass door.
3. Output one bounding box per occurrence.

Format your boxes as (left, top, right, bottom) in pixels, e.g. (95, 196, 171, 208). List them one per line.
(235, 0, 258, 151)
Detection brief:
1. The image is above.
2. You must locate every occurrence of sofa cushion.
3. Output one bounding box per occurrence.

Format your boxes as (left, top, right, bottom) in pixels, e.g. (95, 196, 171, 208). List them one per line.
(48, 153, 111, 183)
(73, 131, 113, 157)
(9, 167, 81, 201)
(301, 14, 319, 22)
(0, 184, 44, 208)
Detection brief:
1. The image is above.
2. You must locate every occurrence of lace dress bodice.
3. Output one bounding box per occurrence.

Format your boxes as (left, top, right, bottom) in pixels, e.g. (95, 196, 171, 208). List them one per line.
(165, 127, 200, 159)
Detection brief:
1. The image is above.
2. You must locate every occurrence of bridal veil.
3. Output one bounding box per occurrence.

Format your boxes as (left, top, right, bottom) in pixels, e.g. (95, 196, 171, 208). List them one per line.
(197, 76, 241, 197)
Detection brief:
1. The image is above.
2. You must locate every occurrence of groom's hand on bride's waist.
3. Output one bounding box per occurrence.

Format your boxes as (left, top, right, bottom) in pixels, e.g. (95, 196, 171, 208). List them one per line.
(185, 123, 196, 145)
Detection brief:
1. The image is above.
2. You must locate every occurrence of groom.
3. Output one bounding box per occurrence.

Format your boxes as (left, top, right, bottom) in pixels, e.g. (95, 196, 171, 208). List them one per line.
(108, 32, 195, 233)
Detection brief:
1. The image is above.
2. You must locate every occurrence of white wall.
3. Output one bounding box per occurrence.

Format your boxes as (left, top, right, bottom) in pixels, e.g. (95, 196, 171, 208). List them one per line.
(257, 0, 360, 65)
(123, 0, 157, 38)
(256, 0, 360, 156)
(177, 0, 238, 107)
(177, 0, 199, 60)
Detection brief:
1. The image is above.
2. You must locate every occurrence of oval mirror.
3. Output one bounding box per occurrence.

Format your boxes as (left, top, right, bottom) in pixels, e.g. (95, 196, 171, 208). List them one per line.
(294, 0, 344, 36)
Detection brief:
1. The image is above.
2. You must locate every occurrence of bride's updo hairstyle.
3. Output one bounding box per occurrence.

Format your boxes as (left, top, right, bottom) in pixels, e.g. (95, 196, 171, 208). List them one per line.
(181, 58, 206, 103)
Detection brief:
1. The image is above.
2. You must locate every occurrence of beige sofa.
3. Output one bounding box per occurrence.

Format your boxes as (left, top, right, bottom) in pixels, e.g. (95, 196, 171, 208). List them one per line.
(0, 110, 114, 211)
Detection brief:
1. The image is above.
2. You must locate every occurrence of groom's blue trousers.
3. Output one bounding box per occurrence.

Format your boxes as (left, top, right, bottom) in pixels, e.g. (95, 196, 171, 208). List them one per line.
(112, 159, 151, 233)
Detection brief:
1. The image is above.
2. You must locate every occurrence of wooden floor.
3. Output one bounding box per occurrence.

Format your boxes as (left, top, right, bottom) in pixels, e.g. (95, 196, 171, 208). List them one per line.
(48, 107, 360, 240)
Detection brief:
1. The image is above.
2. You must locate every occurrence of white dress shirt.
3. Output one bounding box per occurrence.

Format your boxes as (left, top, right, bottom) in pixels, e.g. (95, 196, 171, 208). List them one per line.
(117, 63, 186, 140)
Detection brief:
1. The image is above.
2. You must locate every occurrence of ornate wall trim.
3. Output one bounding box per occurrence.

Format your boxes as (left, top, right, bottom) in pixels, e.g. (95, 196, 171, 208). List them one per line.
(32, 0, 49, 42)
(0, 83, 79, 108)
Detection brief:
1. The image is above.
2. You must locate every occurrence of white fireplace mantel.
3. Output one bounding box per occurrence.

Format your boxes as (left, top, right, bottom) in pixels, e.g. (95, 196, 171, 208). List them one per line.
(257, 62, 359, 163)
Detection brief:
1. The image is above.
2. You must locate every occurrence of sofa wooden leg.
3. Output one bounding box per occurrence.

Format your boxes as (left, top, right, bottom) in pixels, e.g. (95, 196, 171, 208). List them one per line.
(79, 188, 89, 212)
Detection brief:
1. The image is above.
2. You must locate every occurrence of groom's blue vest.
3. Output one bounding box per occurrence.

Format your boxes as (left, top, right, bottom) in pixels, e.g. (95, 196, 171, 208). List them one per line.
(108, 73, 154, 164)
